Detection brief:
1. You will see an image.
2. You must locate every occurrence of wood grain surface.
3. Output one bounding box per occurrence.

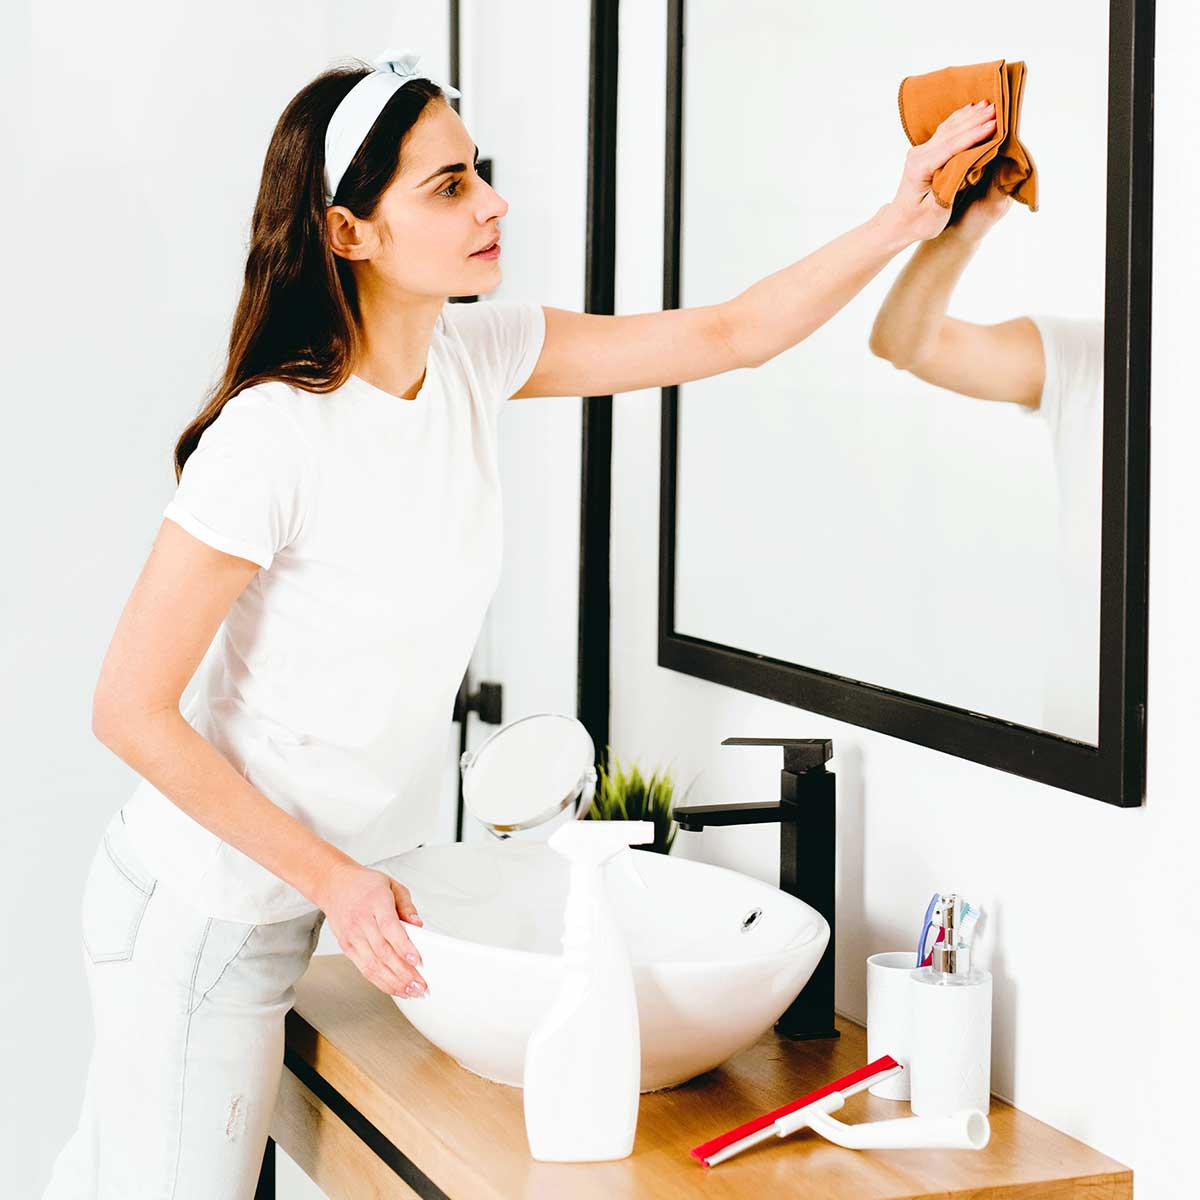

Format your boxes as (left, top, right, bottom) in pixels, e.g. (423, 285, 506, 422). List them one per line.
(277, 952, 1132, 1200)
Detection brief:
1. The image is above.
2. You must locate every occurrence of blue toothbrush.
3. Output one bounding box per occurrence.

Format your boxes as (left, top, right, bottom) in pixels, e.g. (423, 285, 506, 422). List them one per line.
(916, 892, 941, 968)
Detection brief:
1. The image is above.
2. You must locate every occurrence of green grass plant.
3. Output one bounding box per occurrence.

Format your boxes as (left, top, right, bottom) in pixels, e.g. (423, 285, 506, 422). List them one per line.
(581, 748, 694, 855)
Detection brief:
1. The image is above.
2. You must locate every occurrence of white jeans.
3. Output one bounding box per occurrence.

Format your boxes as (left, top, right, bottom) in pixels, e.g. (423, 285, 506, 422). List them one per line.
(42, 806, 327, 1199)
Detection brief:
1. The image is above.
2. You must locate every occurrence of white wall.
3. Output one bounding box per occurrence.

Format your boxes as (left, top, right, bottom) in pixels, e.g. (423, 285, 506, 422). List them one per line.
(611, 2, 1196, 1197)
(462, 0, 586, 736)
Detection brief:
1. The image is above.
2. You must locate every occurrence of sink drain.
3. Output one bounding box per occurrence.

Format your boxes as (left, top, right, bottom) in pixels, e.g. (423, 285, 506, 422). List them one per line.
(740, 907, 763, 932)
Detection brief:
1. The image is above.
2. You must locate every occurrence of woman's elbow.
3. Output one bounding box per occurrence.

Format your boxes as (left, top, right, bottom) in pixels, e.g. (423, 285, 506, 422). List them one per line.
(90, 690, 160, 750)
(868, 324, 930, 374)
(868, 329, 910, 370)
(868, 321, 902, 367)
(867, 327, 894, 363)
(91, 693, 127, 748)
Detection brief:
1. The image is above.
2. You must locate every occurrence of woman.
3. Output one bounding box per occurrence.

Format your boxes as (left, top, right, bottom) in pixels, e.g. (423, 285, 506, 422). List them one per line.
(868, 180, 1104, 741)
(43, 52, 996, 1198)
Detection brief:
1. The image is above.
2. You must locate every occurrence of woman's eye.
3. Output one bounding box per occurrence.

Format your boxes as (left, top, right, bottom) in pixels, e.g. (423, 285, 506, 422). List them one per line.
(439, 178, 463, 199)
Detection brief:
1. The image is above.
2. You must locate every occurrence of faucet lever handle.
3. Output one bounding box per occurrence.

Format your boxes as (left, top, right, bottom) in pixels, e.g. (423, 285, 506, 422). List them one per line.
(722, 737, 833, 774)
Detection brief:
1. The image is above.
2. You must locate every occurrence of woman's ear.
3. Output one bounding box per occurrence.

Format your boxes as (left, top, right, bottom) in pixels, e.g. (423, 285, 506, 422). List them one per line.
(326, 207, 373, 262)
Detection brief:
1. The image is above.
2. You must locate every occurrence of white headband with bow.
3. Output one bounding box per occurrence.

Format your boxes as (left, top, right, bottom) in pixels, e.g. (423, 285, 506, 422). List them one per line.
(324, 50, 461, 206)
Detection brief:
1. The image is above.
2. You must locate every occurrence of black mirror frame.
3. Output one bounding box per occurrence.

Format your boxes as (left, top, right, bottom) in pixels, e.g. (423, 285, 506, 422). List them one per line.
(658, 0, 1154, 807)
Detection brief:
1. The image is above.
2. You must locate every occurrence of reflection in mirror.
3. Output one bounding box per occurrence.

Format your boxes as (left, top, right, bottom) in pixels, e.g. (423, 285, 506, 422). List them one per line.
(461, 714, 597, 834)
(674, 1, 1106, 743)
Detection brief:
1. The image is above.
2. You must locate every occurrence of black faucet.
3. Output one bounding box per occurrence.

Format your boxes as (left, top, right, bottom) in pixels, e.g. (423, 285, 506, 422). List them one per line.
(672, 737, 838, 1042)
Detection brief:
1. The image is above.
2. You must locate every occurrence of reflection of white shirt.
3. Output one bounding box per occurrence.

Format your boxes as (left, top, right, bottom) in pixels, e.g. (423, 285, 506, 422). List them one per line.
(1024, 314, 1104, 743)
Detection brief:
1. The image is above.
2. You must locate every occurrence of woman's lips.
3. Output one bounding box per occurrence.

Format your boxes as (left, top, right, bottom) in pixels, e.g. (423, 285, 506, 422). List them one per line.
(470, 241, 501, 260)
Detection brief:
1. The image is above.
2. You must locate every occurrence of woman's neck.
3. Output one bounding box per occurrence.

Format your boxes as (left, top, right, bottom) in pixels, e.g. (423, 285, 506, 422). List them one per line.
(352, 287, 444, 400)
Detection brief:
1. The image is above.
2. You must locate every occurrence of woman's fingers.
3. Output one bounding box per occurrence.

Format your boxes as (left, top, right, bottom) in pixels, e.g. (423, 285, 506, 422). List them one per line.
(374, 895, 428, 985)
(349, 877, 427, 997)
(321, 865, 432, 998)
(941, 115, 997, 160)
(390, 878, 423, 926)
(904, 103, 994, 181)
(377, 880, 429, 994)
(360, 915, 427, 996)
(926, 101, 996, 168)
(907, 120, 996, 189)
(349, 939, 413, 996)
(888, 101, 997, 242)
(351, 917, 425, 996)
(937, 100, 992, 132)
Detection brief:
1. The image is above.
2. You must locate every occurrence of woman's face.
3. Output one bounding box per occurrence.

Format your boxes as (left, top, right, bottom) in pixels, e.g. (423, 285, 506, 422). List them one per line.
(344, 100, 507, 300)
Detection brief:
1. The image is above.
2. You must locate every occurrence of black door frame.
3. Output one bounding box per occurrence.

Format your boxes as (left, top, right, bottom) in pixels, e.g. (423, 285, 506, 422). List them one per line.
(577, 0, 620, 770)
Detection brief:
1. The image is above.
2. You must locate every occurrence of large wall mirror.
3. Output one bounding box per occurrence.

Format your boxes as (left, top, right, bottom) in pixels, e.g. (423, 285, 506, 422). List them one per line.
(658, 0, 1152, 806)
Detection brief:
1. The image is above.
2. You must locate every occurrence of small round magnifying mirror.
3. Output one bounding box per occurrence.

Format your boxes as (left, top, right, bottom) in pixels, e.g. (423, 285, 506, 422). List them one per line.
(460, 713, 597, 838)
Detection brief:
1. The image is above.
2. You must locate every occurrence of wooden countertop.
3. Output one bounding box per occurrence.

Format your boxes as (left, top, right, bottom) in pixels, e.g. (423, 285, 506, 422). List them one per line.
(271, 953, 1132, 1200)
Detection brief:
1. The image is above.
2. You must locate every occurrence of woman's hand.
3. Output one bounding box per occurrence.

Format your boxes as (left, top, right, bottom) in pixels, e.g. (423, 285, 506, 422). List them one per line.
(886, 101, 997, 244)
(947, 179, 1013, 245)
(317, 861, 429, 998)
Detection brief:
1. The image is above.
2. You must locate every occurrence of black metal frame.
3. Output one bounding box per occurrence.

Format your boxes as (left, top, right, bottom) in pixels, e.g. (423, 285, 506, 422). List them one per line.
(658, 0, 1154, 807)
(255, 1049, 453, 1199)
(577, 0, 620, 769)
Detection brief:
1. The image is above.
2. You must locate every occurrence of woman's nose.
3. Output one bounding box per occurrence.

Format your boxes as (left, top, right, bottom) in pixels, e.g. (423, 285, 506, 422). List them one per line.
(484, 183, 509, 218)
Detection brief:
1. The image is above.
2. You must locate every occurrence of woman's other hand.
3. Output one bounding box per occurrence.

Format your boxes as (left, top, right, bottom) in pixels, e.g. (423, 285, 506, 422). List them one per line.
(948, 179, 1013, 245)
(317, 862, 429, 998)
(887, 101, 997, 243)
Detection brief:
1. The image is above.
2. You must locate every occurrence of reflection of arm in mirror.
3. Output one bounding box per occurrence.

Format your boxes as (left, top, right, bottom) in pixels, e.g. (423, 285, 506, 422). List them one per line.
(867, 180, 1044, 409)
(512, 102, 999, 400)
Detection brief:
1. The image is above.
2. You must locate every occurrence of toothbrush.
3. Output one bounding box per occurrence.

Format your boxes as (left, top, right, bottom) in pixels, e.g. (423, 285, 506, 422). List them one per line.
(920, 898, 982, 967)
(689, 1055, 902, 1167)
(921, 926, 944, 968)
(916, 892, 941, 968)
(958, 900, 982, 946)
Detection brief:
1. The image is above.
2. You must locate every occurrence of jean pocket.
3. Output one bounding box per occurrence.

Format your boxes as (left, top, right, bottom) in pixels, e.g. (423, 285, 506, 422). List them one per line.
(188, 918, 256, 1014)
(81, 828, 156, 964)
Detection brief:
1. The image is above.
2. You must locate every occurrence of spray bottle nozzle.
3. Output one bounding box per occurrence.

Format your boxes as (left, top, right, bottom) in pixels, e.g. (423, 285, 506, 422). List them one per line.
(548, 819, 655, 865)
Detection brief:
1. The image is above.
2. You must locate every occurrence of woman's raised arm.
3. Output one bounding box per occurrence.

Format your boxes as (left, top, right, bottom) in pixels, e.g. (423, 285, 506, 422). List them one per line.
(512, 101, 999, 400)
(868, 181, 1044, 408)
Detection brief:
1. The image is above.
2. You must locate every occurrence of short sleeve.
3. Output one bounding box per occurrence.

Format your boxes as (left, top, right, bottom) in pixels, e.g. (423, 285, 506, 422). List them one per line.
(443, 300, 547, 410)
(1023, 314, 1104, 441)
(162, 389, 313, 570)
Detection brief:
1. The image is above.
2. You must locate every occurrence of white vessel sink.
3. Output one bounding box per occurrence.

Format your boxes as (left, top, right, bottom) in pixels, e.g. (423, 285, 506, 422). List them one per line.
(372, 840, 829, 1092)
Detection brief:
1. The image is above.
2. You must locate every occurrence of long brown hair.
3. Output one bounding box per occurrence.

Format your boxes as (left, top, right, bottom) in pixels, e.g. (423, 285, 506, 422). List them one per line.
(173, 63, 448, 481)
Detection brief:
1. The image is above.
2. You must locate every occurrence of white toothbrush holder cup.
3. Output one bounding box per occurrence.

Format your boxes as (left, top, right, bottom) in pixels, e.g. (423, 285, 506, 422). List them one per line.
(866, 952, 916, 1100)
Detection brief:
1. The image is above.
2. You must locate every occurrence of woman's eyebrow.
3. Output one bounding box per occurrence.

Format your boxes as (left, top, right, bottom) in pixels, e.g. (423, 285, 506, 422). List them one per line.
(414, 145, 480, 188)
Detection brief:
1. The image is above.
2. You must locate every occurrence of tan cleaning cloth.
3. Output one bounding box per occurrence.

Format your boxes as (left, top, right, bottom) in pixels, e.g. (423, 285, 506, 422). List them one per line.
(899, 59, 1038, 212)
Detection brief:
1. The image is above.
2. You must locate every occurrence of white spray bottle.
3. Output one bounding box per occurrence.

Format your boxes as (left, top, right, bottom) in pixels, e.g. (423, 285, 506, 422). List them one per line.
(522, 818, 655, 1162)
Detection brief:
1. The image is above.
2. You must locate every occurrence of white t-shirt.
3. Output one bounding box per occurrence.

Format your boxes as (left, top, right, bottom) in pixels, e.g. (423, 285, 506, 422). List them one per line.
(1024, 313, 1104, 743)
(121, 299, 547, 923)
